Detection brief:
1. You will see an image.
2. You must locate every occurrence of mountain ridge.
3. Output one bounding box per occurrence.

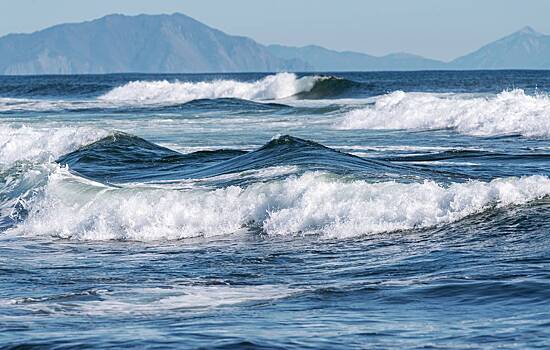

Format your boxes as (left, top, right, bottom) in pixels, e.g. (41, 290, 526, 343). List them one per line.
(0, 13, 548, 74)
(450, 26, 550, 69)
(0, 13, 309, 74)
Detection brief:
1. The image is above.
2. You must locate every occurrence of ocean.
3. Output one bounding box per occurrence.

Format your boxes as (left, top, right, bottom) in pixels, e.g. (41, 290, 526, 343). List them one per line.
(1, 71, 550, 349)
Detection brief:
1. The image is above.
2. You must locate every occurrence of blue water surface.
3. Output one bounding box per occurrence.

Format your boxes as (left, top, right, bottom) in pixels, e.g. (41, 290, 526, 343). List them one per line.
(1, 71, 550, 349)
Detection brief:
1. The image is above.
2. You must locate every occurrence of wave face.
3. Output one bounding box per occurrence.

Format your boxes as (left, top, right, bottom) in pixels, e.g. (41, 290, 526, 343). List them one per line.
(100, 73, 320, 103)
(292, 76, 361, 99)
(336, 89, 550, 137)
(55, 134, 411, 186)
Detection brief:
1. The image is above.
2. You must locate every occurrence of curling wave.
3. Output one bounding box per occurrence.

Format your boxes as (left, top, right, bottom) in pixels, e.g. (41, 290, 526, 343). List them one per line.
(100, 73, 317, 103)
(292, 76, 361, 99)
(336, 89, 550, 137)
(99, 73, 359, 104)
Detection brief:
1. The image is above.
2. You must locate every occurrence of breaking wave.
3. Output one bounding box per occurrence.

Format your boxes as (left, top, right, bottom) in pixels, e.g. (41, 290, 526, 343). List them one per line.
(0, 124, 108, 167)
(99, 73, 358, 104)
(100, 73, 317, 103)
(4, 130, 550, 241)
(336, 89, 550, 137)
(10, 166, 550, 241)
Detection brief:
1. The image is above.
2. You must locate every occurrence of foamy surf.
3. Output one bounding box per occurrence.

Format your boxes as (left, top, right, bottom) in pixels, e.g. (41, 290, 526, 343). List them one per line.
(0, 124, 108, 167)
(100, 73, 321, 104)
(336, 89, 550, 137)
(11, 167, 550, 241)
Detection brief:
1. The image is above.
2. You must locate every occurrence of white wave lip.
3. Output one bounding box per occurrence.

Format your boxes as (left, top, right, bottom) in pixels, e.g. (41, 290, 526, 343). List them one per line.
(0, 124, 107, 167)
(13, 168, 550, 241)
(336, 89, 550, 137)
(100, 73, 320, 104)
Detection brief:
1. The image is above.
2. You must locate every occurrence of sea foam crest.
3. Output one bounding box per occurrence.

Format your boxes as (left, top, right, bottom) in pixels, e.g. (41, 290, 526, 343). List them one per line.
(336, 89, 550, 137)
(100, 73, 320, 103)
(0, 124, 107, 167)
(13, 168, 550, 241)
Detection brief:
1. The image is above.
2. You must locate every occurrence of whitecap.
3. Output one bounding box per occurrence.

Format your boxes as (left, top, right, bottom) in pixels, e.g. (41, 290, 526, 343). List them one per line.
(336, 89, 550, 137)
(100, 73, 320, 104)
(0, 124, 108, 167)
(12, 168, 550, 240)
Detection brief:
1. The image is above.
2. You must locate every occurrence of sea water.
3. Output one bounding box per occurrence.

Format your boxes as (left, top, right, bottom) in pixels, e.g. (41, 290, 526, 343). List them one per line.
(1, 71, 550, 349)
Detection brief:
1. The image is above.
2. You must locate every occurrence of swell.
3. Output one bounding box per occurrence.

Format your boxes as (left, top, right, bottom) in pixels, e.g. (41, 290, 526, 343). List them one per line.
(4, 132, 402, 231)
(0, 96, 295, 114)
(57, 132, 248, 184)
(56, 134, 423, 185)
(0, 78, 114, 98)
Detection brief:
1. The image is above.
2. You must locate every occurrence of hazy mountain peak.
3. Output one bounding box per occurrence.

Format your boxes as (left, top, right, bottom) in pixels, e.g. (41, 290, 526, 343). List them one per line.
(0, 13, 549, 74)
(516, 25, 541, 36)
(451, 25, 550, 69)
(0, 13, 308, 74)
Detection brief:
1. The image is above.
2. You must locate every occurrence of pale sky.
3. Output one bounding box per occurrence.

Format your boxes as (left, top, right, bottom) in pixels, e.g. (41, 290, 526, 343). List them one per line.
(0, 0, 549, 61)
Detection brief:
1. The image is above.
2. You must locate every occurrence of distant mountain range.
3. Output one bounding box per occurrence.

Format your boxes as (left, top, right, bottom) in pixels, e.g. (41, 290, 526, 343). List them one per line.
(451, 26, 550, 69)
(266, 45, 447, 71)
(0, 13, 307, 74)
(0, 13, 549, 74)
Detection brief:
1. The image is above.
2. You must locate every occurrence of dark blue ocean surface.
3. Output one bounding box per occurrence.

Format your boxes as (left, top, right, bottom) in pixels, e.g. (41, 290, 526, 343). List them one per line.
(1, 71, 550, 349)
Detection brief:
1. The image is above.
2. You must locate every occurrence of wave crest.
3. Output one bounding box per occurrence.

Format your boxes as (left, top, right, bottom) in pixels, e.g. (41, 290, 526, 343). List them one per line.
(336, 89, 550, 137)
(0, 125, 108, 167)
(99, 73, 320, 103)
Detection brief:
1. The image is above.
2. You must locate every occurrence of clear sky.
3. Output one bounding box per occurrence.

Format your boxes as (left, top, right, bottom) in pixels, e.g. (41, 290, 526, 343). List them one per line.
(1, 0, 549, 61)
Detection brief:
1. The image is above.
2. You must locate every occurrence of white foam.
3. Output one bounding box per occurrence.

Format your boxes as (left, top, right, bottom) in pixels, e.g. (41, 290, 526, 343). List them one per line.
(9, 284, 297, 316)
(99, 73, 320, 103)
(13, 168, 550, 240)
(88, 285, 295, 315)
(0, 97, 101, 112)
(0, 124, 108, 167)
(336, 89, 550, 137)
